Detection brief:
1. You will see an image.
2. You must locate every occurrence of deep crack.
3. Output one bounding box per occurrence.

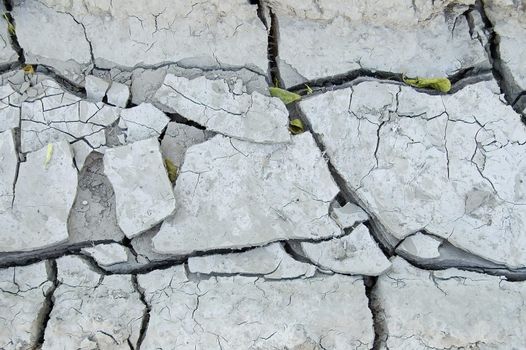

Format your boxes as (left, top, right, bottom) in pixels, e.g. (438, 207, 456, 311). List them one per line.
(2, 0, 25, 66)
(475, 0, 526, 118)
(131, 275, 151, 350)
(364, 276, 387, 350)
(32, 259, 58, 349)
(288, 66, 493, 98)
(266, 7, 281, 87)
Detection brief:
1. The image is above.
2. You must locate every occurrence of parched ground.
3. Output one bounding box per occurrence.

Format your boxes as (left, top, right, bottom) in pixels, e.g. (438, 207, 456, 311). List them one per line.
(0, 0, 525, 349)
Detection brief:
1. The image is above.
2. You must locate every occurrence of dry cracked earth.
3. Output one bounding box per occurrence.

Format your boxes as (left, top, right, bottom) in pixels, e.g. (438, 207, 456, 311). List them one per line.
(0, 0, 526, 349)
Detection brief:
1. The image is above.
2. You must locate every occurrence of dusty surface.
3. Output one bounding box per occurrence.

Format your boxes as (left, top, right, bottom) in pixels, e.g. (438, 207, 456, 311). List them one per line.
(0, 0, 525, 349)
(373, 258, 526, 349)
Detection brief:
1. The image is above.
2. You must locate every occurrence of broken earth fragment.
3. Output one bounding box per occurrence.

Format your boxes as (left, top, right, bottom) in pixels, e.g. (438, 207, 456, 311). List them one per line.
(268, 0, 489, 87)
(0, 262, 53, 350)
(153, 132, 341, 255)
(42, 256, 144, 349)
(288, 118, 304, 134)
(187, 243, 316, 279)
(298, 224, 391, 276)
(104, 137, 176, 239)
(85, 75, 109, 102)
(0, 84, 20, 132)
(160, 122, 208, 168)
(299, 80, 526, 268)
(82, 243, 128, 267)
(12, 0, 268, 81)
(0, 129, 17, 210)
(0, 141, 77, 252)
(107, 81, 130, 107)
(331, 202, 369, 229)
(373, 257, 526, 349)
(403, 76, 451, 92)
(269, 86, 302, 104)
(138, 266, 374, 349)
(20, 79, 120, 169)
(396, 232, 442, 259)
(118, 103, 170, 143)
(153, 74, 290, 143)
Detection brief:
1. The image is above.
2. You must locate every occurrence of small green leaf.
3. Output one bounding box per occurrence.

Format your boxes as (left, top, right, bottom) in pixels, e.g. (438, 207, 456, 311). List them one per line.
(305, 84, 313, 95)
(164, 158, 178, 183)
(403, 76, 451, 93)
(289, 118, 304, 135)
(269, 87, 301, 105)
(44, 144, 53, 167)
(2, 13, 15, 35)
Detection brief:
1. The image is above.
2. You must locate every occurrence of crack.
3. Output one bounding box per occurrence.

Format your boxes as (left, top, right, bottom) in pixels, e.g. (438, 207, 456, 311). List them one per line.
(97, 330, 119, 345)
(287, 66, 493, 98)
(9, 108, 22, 208)
(267, 8, 281, 87)
(286, 224, 359, 245)
(0, 232, 339, 277)
(134, 60, 267, 78)
(32, 259, 58, 349)
(0, 239, 117, 268)
(2, 0, 12, 12)
(184, 268, 314, 281)
(21, 120, 103, 153)
(77, 252, 113, 276)
(475, 0, 526, 118)
(82, 34, 95, 70)
(162, 82, 245, 116)
(111, 240, 311, 275)
(165, 111, 207, 130)
(55, 11, 95, 68)
(511, 90, 526, 110)
(93, 244, 182, 275)
(429, 271, 449, 296)
(282, 241, 318, 266)
(251, 0, 268, 30)
(2, 0, 25, 66)
(362, 222, 395, 259)
(395, 232, 526, 281)
(364, 276, 387, 350)
(191, 290, 202, 321)
(131, 275, 150, 350)
(96, 255, 183, 275)
(121, 237, 139, 264)
(474, 1, 505, 90)
(119, 117, 163, 137)
(3, 240, 273, 275)
(373, 118, 388, 168)
(34, 65, 87, 97)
